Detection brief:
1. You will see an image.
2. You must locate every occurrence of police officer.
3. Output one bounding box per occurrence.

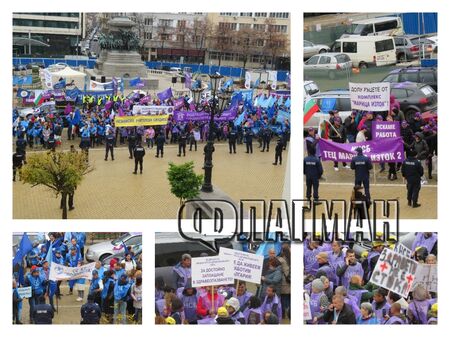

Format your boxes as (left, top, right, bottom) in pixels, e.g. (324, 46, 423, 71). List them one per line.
(177, 131, 187, 157)
(261, 127, 272, 152)
(155, 132, 165, 158)
(16, 134, 27, 153)
(401, 150, 423, 208)
(133, 142, 146, 174)
(32, 303, 54, 324)
(273, 138, 284, 165)
(47, 134, 56, 151)
(228, 127, 237, 154)
(244, 128, 253, 154)
(80, 294, 101, 324)
(304, 147, 323, 207)
(104, 132, 115, 161)
(13, 147, 26, 182)
(128, 129, 137, 159)
(350, 147, 373, 201)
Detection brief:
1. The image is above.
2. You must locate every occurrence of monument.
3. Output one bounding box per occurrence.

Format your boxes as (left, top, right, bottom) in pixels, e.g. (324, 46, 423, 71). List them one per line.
(94, 16, 148, 78)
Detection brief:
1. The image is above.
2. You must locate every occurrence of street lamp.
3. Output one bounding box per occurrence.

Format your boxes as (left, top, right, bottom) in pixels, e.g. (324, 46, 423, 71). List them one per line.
(190, 74, 233, 192)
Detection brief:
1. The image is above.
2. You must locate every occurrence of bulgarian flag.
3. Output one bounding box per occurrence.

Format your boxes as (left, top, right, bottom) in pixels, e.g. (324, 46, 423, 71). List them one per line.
(34, 92, 44, 106)
(303, 98, 320, 124)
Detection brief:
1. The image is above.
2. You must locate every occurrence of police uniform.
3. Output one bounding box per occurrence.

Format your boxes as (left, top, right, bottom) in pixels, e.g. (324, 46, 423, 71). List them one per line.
(32, 303, 54, 324)
(47, 137, 56, 150)
(228, 129, 237, 154)
(244, 129, 253, 154)
(261, 128, 272, 152)
(273, 139, 283, 165)
(128, 132, 137, 159)
(155, 133, 165, 158)
(105, 134, 115, 161)
(178, 132, 187, 156)
(13, 150, 26, 181)
(401, 155, 424, 207)
(304, 154, 323, 201)
(133, 144, 146, 174)
(351, 153, 373, 201)
(80, 302, 101, 324)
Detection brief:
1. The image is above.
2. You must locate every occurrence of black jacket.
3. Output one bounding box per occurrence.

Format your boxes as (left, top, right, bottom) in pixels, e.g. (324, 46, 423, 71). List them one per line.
(323, 303, 356, 324)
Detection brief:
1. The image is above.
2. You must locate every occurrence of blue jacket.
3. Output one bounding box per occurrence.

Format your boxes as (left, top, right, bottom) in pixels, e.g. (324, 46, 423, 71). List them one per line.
(114, 281, 131, 301)
(351, 154, 373, 180)
(304, 155, 323, 180)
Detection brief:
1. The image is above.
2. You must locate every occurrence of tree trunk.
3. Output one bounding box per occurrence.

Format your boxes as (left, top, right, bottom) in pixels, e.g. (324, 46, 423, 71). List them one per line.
(61, 192, 68, 220)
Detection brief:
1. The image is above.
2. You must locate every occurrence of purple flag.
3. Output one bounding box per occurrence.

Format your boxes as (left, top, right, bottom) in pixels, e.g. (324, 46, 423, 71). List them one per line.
(173, 108, 237, 123)
(139, 95, 152, 104)
(105, 101, 113, 111)
(157, 87, 173, 101)
(319, 137, 404, 163)
(136, 81, 146, 89)
(372, 121, 400, 140)
(174, 97, 185, 110)
(184, 72, 192, 89)
(64, 103, 72, 115)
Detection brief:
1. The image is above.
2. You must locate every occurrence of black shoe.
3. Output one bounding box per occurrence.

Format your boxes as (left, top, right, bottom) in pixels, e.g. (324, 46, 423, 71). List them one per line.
(229, 151, 232, 154)
(429, 175, 433, 180)
(313, 201, 322, 205)
(267, 149, 269, 152)
(261, 150, 264, 152)
(272, 163, 277, 165)
(302, 206, 311, 212)
(140, 171, 142, 174)
(112, 158, 114, 161)
(412, 203, 421, 208)
(133, 172, 137, 175)
(104, 158, 107, 161)
(155, 155, 159, 158)
(129, 156, 133, 159)
(245, 151, 249, 153)
(407, 200, 412, 206)
(69, 207, 74, 211)
(379, 168, 385, 173)
(392, 175, 397, 180)
(177, 154, 181, 157)
(234, 151, 236, 154)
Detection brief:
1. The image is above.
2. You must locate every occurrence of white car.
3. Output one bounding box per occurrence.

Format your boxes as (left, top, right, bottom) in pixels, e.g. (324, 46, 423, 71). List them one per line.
(304, 40, 330, 59)
(85, 232, 142, 262)
(304, 53, 352, 80)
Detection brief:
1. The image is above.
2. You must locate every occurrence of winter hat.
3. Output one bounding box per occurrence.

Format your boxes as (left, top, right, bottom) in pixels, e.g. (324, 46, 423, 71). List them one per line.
(165, 317, 176, 325)
(311, 278, 325, 292)
(226, 297, 240, 312)
(217, 307, 229, 318)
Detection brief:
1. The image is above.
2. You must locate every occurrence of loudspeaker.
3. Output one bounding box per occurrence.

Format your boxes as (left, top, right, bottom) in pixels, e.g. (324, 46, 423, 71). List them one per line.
(90, 76, 96, 81)
(180, 77, 186, 84)
(171, 77, 177, 84)
(101, 76, 106, 83)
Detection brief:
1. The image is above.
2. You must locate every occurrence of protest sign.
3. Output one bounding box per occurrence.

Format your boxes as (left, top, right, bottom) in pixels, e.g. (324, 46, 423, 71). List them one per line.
(43, 69, 53, 89)
(90, 80, 114, 91)
(412, 264, 437, 292)
(49, 262, 96, 281)
(349, 82, 390, 111)
(219, 247, 264, 284)
(319, 137, 404, 163)
(114, 115, 169, 127)
(132, 105, 174, 115)
(369, 248, 418, 298)
(17, 286, 32, 299)
(191, 256, 234, 287)
(393, 243, 412, 258)
(304, 294, 312, 321)
(173, 108, 237, 123)
(372, 121, 400, 140)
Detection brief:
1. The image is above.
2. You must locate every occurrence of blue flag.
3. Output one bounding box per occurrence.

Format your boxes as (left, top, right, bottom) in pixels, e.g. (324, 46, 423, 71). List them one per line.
(254, 78, 260, 88)
(53, 79, 66, 90)
(256, 232, 282, 258)
(72, 109, 81, 126)
(129, 77, 142, 87)
(66, 88, 81, 100)
(234, 112, 245, 127)
(45, 241, 53, 264)
(119, 77, 124, 94)
(17, 88, 31, 98)
(222, 79, 234, 90)
(13, 233, 33, 266)
(284, 98, 291, 108)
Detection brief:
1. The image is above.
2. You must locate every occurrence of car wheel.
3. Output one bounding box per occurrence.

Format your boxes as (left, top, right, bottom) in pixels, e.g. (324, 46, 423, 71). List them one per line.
(328, 71, 336, 80)
(398, 53, 407, 63)
(99, 253, 112, 261)
(319, 49, 327, 54)
(359, 62, 368, 69)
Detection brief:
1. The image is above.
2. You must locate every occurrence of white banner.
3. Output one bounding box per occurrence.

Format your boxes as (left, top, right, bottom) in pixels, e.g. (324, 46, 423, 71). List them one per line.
(49, 262, 96, 281)
(349, 82, 390, 111)
(303, 293, 312, 321)
(219, 247, 264, 284)
(43, 69, 53, 89)
(393, 243, 412, 258)
(412, 264, 437, 292)
(245, 72, 251, 89)
(268, 70, 278, 90)
(17, 286, 32, 299)
(132, 105, 174, 115)
(90, 80, 113, 91)
(369, 248, 418, 298)
(191, 256, 234, 287)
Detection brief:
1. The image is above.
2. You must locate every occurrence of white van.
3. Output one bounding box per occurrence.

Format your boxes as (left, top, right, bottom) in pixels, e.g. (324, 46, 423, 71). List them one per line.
(342, 17, 404, 38)
(331, 36, 397, 68)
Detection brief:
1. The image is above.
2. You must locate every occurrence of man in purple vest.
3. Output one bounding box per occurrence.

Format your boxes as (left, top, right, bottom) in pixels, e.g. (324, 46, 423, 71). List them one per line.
(363, 242, 385, 283)
(384, 303, 407, 324)
(411, 232, 437, 257)
(335, 286, 361, 319)
(316, 252, 337, 285)
(371, 288, 390, 323)
(173, 253, 192, 289)
(336, 249, 363, 289)
(327, 241, 345, 286)
(261, 285, 282, 323)
(233, 281, 253, 312)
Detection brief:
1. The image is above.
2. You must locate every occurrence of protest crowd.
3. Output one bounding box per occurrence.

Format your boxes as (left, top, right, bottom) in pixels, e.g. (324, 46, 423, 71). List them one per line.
(303, 232, 437, 325)
(13, 77, 291, 183)
(12, 232, 143, 324)
(155, 242, 291, 325)
(304, 92, 437, 210)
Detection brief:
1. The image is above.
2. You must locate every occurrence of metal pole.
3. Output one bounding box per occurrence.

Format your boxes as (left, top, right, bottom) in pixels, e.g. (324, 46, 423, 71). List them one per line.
(28, 31, 31, 56)
(202, 84, 215, 192)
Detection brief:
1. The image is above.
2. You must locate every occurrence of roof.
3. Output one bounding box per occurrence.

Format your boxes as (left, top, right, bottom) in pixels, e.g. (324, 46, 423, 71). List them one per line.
(51, 67, 86, 77)
(336, 35, 395, 42)
(312, 90, 350, 97)
(390, 67, 436, 74)
(352, 16, 400, 25)
(310, 52, 349, 57)
(13, 37, 50, 47)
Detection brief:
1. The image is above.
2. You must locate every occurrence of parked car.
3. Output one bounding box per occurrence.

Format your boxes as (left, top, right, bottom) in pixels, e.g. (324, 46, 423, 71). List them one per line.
(390, 82, 437, 121)
(304, 80, 320, 100)
(102, 243, 143, 269)
(331, 36, 397, 68)
(394, 35, 423, 62)
(381, 66, 437, 92)
(304, 40, 330, 59)
(342, 16, 404, 38)
(85, 232, 142, 262)
(304, 53, 352, 80)
(409, 36, 435, 59)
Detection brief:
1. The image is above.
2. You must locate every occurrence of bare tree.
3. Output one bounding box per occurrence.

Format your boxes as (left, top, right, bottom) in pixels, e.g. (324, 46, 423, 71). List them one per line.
(235, 26, 260, 72)
(209, 22, 235, 67)
(263, 18, 289, 70)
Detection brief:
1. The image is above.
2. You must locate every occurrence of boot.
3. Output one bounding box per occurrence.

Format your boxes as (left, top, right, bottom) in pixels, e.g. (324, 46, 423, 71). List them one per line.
(412, 203, 421, 208)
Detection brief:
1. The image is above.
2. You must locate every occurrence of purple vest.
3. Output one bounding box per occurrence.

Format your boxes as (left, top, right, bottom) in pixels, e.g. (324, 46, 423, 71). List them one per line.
(372, 300, 390, 323)
(347, 288, 368, 305)
(384, 315, 405, 324)
(156, 299, 168, 317)
(340, 262, 364, 289)
(309, 292, 325, 323)
(366, 251, 380, 278)
(262, 294, 282, 321)
(328, 251, 345, 282)
(180, 293, 198, 322)
(234, 291, 253, 308)
(412, 233, 437, 254)
(345, 296, 361, 318)
(317, 264, 337, 284)
(408, 300, 430, 324)
(243, 307, 263, 324)
(304, 246, 319, 275)
(173, 264, 191, 288)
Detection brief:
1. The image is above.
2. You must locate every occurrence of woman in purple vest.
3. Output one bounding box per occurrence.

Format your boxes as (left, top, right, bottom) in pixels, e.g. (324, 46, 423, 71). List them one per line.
(356, 302, 380, 324)
(371, 288, 391, 323)
(407, 285, 432, 324)
(411, 232, 437, 257)
(384, 303, 407, 324)
(177, 283, 198, 324)
(243, 296, 263, 324)
(308, 279, 329, 324)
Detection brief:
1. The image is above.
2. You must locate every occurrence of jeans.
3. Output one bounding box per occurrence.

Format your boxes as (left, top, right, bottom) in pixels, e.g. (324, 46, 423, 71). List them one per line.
(134, 308, 142, 323)
(114, 300, 127, 324)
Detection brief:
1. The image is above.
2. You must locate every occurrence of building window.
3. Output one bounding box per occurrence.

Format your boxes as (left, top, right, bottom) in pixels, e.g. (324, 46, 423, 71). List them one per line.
(144, 18, 153, 26)
(159, 19, 173, 27)
(219, 22, 237, 30)
(219, 12, 238, 17)
(160, 33, 170, 41)
(145, 32, 152, 40)
(240, 13, 252, 17)
(255, 39, 265, 47)
(269, 25, 288, 33)
(177, 20, 186, 29)
(253, 24, 266, 32)
(223, 52, 233, 61)
(239, 23, 251, 31)
(13, 18, 79, 29)
(209, 52, 219, 60)
(176, 34, 185, 42)
(254, 13, 267, 18)
(269, 12, 289, 19)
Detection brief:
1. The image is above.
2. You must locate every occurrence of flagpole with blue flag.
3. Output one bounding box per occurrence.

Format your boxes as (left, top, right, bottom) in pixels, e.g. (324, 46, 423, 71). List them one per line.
(13, 233, 33, 286)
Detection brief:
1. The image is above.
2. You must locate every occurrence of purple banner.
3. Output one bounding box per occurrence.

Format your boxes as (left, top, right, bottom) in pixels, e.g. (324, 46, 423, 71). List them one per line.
(157, 87, 173, 101)
(173, 108, 237, 123)
(174, 97, 185, 110)
(319, 137, 405, 163)
(372, 121, 400, 139)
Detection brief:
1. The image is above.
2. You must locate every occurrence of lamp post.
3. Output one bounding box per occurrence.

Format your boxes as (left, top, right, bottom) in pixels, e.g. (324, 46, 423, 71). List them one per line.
(191, 74, 233, 192)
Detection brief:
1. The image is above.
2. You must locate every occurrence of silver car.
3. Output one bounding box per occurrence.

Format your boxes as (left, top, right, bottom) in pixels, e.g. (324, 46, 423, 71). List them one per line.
(304, 53, 352, 80)
(304, 40, 330, 59)
(85, 232, 142, 262)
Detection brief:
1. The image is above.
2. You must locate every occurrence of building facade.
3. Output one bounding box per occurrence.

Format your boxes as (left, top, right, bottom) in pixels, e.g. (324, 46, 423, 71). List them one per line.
(13, 12, 85, 57)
